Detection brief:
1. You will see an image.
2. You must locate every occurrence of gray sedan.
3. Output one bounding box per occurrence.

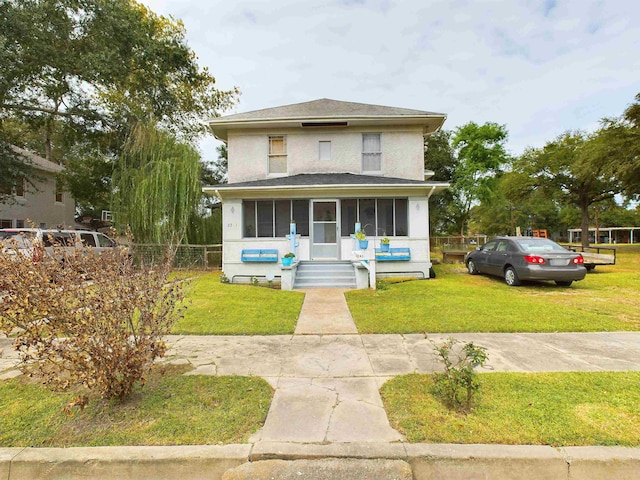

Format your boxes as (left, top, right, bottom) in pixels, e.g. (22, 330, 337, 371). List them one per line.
(465, 236, 587, 287)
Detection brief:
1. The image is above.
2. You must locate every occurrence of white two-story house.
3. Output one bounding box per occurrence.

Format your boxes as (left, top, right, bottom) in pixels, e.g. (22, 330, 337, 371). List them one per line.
(203, 98, 448, 289)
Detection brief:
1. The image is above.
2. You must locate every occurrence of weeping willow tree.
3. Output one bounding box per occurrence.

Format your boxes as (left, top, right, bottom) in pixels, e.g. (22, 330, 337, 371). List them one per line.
(112, 123, 201, 244)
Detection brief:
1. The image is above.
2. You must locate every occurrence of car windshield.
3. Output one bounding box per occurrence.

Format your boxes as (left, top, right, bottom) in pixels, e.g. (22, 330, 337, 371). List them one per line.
(514, 238, 567, 253)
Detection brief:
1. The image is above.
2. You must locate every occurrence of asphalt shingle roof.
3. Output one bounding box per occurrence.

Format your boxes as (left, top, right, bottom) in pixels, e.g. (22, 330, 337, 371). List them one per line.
(211, 98, 445, 123)
(210, 173, 448, 189)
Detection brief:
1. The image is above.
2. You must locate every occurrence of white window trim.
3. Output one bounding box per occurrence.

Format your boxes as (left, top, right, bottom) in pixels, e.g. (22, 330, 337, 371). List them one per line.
(319, 140, 331, 161)
(267, 135, 288, 177)
(361, 133, 382, 174)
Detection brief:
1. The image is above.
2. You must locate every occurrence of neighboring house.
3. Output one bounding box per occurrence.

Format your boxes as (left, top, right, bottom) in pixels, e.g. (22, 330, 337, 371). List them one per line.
(203, 98, 449, 289)
(0, 146, 76, 229)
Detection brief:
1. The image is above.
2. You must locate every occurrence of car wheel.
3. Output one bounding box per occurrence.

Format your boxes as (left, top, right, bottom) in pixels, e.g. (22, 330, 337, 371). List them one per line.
(504, 266, 520, 286)
(555, 280, 573, 287)
(467, 259, 479, 275)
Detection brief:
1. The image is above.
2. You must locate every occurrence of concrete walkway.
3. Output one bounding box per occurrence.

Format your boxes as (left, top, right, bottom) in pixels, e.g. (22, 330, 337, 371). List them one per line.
(2, 289, 640, 478)
(158, 285, 640, 444)
(294, 289, 358, 335)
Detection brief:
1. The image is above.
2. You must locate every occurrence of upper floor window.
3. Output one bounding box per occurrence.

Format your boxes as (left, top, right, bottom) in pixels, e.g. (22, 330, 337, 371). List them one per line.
(15, 177, 25, 197)
(362, 133, 381, 172)
(319, 141, 331, 161)
(268, 136, 287, 174)
(55, 181, 63, 203)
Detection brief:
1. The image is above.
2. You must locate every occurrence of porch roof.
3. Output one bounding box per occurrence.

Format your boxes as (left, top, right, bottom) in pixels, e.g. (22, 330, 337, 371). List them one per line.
(204, 173, 449, 200)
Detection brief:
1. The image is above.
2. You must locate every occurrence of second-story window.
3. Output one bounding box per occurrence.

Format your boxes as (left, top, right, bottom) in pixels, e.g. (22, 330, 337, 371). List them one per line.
(362, 133, 381, 172)
(15, 177, 25, 197)
(268, 135, 287, 174)
(319, 141, 331, 161)
(55, 181, 63, 203)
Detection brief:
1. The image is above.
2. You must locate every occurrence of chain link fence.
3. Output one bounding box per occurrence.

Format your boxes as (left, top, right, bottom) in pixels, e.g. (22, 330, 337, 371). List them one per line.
(131, 244, 222, 269)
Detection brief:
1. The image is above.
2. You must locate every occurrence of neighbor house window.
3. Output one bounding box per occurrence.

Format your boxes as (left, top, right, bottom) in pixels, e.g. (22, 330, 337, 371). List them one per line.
(16, 219, 25, 228)
(268, 136, 287, 174)
(340, 198, 408, 237)
(0, 219, 12, 228)
(243, 200, 310, 238)
(15, 177, 24, 197)
(319, 141, 331, 161)
(55, 181, 63, 203)
(362, 133, 381, 172)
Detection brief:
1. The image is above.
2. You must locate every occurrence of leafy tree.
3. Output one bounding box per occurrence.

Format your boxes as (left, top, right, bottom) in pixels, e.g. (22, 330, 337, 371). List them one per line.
(472, 171, 567, 238)
(424, 130, 457, 234)
(595, 93, 640, 199)
(512, 132, 620, 247)
(450, 122, 510, 236)
(0, 0, 238, 211)
(111, 123, 201, 244)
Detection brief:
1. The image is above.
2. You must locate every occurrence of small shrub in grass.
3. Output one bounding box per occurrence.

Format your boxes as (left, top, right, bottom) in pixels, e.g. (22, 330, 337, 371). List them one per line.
(376, 279, 388, 290)
(428, 336, 488, 413)
(0, 240, 187, 410)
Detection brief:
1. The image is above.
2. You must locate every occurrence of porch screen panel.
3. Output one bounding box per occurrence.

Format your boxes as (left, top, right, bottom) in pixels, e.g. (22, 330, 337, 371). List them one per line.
(292, 200, 309, 236)
(358, 199, 376, 236)
(395, 199, 408, 236)
(340, 199, 357, 237)
(243, 201, 256, 237)
(257, 201, 274, 237)
(275, 200, 290, 237)
(377, 199, 394, 237)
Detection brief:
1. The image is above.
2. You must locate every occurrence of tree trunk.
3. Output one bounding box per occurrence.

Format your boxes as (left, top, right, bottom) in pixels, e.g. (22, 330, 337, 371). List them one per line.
(580, 203, 590, 248)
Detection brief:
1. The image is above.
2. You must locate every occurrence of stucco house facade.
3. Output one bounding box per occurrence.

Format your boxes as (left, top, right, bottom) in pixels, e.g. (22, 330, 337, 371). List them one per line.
(0, 147, 76, 229)
(203, 99, 448, 289)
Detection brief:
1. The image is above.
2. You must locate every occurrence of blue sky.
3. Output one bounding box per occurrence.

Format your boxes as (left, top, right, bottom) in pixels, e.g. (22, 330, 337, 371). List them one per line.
(141, 0, 640, 163)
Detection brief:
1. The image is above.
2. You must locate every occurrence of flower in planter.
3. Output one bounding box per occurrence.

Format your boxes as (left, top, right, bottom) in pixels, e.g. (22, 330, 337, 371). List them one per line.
(381, 237, 390, 245)
(355, 230, 367, 241)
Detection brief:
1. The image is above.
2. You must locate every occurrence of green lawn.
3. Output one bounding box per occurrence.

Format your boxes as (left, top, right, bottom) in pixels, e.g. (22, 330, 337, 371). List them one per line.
(346, 248, 640, 333)
(173, 272, 304, 335)
(0, 367, 272, 447)
(382, 371, 640, 446)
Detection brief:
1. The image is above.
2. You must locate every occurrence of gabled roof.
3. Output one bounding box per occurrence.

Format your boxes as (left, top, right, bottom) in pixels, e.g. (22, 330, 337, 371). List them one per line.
(209, 98, 447, 141)
(11, 146, 64, 173)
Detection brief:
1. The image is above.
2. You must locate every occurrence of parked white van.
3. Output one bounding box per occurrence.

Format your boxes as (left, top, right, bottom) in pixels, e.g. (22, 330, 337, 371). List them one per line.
(0, 228, 120, 261)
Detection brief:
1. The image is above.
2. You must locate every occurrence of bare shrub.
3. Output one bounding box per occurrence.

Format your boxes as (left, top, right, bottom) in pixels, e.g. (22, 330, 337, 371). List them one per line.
(0, 239, 187, 408)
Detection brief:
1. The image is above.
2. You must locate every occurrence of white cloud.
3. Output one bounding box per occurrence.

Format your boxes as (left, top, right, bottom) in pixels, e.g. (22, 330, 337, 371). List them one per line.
(142, 0, 640, 159)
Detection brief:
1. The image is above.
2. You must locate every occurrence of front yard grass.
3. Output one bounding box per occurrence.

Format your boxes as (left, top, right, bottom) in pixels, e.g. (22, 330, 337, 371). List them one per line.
(173, 271, 304, 335)
(0, 366, 272, 447)
(382, 371, 640, 446)
(346, 248, 640, 333)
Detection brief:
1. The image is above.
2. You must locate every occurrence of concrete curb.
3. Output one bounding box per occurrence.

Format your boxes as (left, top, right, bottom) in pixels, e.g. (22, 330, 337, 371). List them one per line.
(2, 443, 640, 480)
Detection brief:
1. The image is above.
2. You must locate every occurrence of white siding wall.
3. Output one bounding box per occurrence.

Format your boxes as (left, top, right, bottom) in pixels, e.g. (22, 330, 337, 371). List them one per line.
(227, 126, 425, 183)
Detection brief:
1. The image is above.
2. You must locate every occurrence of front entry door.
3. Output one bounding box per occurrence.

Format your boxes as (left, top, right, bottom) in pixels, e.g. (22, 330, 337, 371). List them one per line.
(311, 200, 339, 260)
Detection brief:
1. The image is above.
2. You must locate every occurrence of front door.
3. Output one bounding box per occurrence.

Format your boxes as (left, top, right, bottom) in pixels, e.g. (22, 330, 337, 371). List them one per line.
(311, 200, 339, 260)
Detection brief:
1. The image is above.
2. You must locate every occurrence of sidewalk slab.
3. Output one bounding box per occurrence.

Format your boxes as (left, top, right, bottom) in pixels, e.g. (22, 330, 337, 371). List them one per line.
(250, 377, 402, 443)
(294, 289, 358, 335)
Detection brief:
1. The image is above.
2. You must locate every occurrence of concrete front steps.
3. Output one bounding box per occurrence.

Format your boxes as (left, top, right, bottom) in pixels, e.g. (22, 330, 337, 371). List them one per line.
(293, 260, 356, 289)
